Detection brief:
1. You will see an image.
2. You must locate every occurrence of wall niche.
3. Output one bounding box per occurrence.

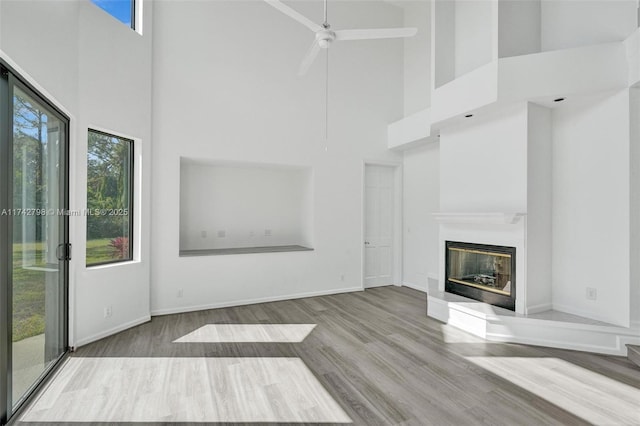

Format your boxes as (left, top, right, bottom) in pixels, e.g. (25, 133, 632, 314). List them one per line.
(179, 158, 313, 256)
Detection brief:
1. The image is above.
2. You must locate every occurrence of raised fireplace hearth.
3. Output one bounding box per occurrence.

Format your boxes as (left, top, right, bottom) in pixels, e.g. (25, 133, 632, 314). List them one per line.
(445, 241, 516, 311)
(429, 213, 639, 355)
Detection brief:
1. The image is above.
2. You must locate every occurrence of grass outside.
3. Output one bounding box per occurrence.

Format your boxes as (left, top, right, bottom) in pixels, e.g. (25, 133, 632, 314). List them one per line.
(12, 241, 47, 342)
(12, 238, 114, 342)
(86, 238, 116, 265)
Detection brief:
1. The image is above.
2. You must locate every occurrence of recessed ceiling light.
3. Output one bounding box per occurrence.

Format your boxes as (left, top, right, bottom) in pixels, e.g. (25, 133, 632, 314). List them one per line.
(554, 97, 565, 102)
(464, 114, 473, 118)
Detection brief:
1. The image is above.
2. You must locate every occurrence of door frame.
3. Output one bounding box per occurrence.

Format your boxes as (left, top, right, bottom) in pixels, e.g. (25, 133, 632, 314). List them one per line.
(1, 52, 77, 353)
(0, 55, 71, 425)
(361, 160, 403, 289)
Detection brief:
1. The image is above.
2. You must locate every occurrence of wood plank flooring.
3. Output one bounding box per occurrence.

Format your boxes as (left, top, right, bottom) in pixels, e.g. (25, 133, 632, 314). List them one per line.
(16, 286, 640, 425)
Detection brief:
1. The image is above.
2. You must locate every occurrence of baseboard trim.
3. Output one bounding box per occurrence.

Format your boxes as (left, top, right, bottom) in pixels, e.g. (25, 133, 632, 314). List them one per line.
(485, 331, 630, 356)
(552, 303, 628, 327)
(402, 281, 427, 293)
(526, 303, 552, 314)
(74, 315, 151, 348)
(151, 286, 364, 316)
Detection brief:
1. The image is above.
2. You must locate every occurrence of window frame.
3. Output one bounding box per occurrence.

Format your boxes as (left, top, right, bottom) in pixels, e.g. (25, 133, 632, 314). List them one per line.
(90, 0, 137, 31)
(130, 0, 136, 31)
(86, 128, 134, 267)
(0, 58, 71, 425)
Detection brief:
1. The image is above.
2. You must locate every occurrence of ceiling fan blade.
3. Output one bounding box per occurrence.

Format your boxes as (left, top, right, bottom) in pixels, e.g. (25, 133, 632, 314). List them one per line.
(298, 40, 321, 76)
(263, 0, 322, 33)
(334, 27, 417, 41)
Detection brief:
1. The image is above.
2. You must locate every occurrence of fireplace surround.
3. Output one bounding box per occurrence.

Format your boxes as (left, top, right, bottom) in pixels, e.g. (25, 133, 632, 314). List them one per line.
(428, 213, 638, 355)
(445, 241, 516, 311)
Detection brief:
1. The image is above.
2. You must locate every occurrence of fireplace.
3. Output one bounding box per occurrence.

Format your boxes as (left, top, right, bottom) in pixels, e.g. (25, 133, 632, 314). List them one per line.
(445, 241, 516, 311)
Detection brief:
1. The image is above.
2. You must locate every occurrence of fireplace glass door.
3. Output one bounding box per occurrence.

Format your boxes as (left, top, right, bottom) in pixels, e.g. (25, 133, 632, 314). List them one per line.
(445, 241, 516, 310)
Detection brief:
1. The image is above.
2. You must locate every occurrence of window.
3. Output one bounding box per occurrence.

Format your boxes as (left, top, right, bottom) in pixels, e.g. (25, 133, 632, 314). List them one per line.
(86, 129, 133, 266)
(90, 0, 135, 30)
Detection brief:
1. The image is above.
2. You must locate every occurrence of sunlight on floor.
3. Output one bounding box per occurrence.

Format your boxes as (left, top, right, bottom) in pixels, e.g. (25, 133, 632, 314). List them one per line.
(173, 323, 317, 343)
(438, 324, 485, 343)
(466, 356, 640, 425)
(20, 356, 351, 423)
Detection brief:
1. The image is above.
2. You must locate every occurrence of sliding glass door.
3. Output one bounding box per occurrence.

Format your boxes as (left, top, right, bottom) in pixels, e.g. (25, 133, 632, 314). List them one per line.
(1, 63, 69, 423)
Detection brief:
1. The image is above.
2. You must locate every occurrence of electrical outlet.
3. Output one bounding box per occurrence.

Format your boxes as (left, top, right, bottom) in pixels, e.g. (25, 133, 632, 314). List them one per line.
(586, 287, 597, 300)
(200, 230, 207, 238)
(103, 306, 112, 318)
(177, 288, 183, 298)
(340, 274, 345, 282)
(249, 230, 255, 238)
(217, 230, 226, 238)
(265, 229, 272, 237)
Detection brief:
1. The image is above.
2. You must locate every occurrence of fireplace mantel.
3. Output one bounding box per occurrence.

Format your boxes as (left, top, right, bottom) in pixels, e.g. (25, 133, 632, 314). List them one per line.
(433, 212, 526, 225)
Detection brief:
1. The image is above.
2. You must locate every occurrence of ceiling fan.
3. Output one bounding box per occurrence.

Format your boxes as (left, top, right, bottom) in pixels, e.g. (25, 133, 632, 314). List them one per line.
(264, 0, 418, 75)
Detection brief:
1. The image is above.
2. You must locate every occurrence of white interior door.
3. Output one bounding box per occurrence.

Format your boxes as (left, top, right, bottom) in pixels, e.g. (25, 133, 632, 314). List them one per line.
(364, 165, 395, 288)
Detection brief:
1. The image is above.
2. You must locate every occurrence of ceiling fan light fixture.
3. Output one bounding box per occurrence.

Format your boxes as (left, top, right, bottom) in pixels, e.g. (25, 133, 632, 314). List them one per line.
(316, 30, 336, 48)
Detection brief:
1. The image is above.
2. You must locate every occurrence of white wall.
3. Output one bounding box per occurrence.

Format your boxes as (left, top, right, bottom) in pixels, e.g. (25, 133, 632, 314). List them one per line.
(433, 0, 455, 88)
(179, 161, 312, 250)
(454, 0, 494, 78)
(541, 0, 637, 52)
(0, 1, 79, 112)
(402, 142, 439, 291)
(439, 103, 528, 213)
(74, 1, 153, 346)
(625, 28, 640, 87)
(1, 0, 153, 346)
(150, 0, 404, 315)
(629, 88, 640, 326)
(402, 0, 431, 115)
(498, 0, 541, 58)
(551, 90, 631, 327)
(526, 102, 552, 312)
(498, 0, 636, 58)
(498, 0, 638, 58)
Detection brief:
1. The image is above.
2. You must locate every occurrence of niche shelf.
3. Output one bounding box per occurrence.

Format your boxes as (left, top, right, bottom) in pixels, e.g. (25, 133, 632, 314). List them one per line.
(179, 158, 314, 256)
(179, 245, 313, 257)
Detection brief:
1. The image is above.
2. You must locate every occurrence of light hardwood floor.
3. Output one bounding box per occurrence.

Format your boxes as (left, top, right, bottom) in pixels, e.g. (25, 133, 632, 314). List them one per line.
(16, 286, 640, 425)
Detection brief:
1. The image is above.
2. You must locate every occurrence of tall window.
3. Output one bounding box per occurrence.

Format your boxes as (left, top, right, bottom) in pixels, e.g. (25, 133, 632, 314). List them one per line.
(90, 0, 136, 30)
(86, 130, 133, 266)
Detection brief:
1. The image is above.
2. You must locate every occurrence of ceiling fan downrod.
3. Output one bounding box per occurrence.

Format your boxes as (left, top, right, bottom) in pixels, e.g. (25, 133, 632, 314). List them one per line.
(323, 0, 329, 28)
